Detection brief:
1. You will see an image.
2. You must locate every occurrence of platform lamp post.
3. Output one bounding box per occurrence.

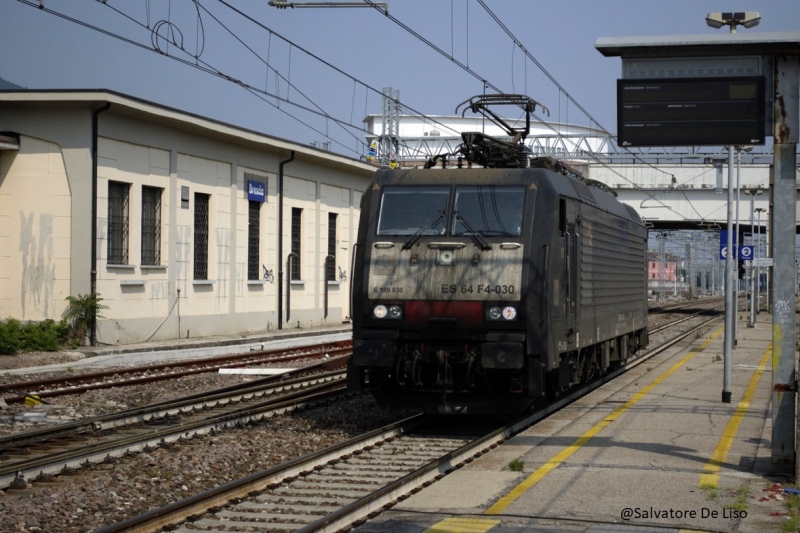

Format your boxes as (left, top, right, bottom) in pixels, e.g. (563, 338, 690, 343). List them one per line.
(744, 188, 762, 327)
(720, 147, 736, 403)
(706, 12, 760, 404)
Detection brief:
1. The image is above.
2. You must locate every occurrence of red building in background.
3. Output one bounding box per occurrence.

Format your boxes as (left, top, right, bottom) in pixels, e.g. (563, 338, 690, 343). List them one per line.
(647, 251, 678, 282)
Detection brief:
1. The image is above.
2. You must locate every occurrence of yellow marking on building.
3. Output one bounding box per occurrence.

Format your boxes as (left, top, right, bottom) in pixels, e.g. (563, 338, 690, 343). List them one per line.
(699, 344, 772, 488)
(485, 327, 723, 515)
(424, 517, 500, 533)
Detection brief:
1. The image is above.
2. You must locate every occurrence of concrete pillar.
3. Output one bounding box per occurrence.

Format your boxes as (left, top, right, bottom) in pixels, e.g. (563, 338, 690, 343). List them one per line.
(771, 55, 799, 467)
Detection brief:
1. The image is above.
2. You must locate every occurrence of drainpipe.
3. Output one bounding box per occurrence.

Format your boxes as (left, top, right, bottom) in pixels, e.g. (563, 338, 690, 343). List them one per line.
(277, 151, 295, 330)
(90, 102, 111, 346)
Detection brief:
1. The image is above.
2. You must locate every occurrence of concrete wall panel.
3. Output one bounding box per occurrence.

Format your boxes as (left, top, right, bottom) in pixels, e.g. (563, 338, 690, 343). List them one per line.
(0, 135, 71, 321)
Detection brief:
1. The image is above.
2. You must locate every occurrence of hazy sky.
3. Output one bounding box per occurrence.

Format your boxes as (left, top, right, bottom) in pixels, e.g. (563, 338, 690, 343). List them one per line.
(2, 0, 798, 161)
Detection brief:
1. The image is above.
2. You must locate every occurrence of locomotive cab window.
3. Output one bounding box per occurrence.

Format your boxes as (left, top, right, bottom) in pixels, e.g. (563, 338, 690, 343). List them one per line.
(376, 185, 450, 236)
(452, 185, 525, 236)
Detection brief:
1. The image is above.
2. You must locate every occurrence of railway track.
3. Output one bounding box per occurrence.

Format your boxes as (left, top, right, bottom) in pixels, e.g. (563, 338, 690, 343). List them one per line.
(648, 295, 724, 314)
(0, 340, 352, 404)
(1, 300, 719, 406)
(649, 300, 725, 334)
(0, 301, 724, 491)
(93, 309, 725, 533)
(0, 362, 348, 490)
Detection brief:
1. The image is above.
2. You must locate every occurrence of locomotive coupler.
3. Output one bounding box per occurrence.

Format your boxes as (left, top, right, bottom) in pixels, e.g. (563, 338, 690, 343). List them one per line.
(435, 350, 453, 389)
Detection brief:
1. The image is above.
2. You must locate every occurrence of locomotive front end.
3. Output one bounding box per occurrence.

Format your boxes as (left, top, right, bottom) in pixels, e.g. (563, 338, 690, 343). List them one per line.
(350, 170, 537, 413)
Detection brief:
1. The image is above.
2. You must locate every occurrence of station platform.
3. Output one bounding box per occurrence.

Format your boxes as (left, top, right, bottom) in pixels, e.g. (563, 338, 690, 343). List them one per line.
(356, 314, 789, 533)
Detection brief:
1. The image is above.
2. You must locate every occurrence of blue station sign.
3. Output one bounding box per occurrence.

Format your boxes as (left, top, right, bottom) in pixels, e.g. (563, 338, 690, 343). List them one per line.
(719, 230, 753, 260)
(247, 180, 266, 202)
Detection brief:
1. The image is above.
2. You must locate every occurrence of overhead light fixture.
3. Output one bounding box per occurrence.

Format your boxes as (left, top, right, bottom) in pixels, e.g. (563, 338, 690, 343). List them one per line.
(706, 12, 760, 33)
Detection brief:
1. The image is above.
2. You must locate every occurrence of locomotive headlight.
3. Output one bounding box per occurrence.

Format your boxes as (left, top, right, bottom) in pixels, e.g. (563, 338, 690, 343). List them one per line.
(502, 306, 517, 320)
(388, 305, 403, 319)
(438, 249, 455, 265)
(487, 305, 517, 321)
(373, 305, 388, 318)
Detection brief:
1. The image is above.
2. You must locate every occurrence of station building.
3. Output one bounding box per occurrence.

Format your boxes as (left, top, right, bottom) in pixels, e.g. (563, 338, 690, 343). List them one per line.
(0, 90, 375, 344)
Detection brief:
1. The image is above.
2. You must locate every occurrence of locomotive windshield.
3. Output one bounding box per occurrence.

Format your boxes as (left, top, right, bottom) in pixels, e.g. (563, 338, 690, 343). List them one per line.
(452, 185, 525, 236)
(377, 185, 450, 236)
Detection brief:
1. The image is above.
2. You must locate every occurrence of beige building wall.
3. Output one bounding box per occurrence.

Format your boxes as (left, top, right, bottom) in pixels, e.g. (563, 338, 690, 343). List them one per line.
(0, 92, 374, 344)
(320, 182, 353, 319)
(96, 138, 171, 343)
(0, 135, 71, 321)
(235, 166, 276, 316)
(94, 140, 367, 343)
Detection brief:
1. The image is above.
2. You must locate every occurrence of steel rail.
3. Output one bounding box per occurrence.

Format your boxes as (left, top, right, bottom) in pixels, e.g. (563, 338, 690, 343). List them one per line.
(648, 296, 725, 314)
(0, 357, 348, 452)
(94, 413, 432, 533)
(1, 341, 351, 404)
(649, 303, 724, 334)
(1, 371, 349, 489)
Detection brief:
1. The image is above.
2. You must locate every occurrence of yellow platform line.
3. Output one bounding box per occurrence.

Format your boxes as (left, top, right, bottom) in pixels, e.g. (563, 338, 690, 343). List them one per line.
(423, 517, 500, 533)
(698, 344, 772, 488)
(484, 327, 724, 516)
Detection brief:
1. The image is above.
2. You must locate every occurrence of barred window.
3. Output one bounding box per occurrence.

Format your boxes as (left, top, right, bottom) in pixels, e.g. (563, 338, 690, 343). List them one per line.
(291, 207, 302, 280)
(194, 193, 210, 280)
(108, 181, 130, 264)
(141, 186, 162, 265)
(327, 213, 337, 281)
(248, 201, 261, 280)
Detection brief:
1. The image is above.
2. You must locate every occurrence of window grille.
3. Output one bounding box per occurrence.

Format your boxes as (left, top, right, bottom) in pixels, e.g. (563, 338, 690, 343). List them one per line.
(194, 193, 210, 280)
(108, 181, 129, 264)
(291, 208, 302, 280)
(327, 213, 337, 281)
(248, 201, 261, 280)
(141, 186, 162, 265)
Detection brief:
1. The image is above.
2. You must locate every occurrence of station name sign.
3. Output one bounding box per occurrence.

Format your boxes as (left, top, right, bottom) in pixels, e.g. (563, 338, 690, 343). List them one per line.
(247, 179, 266, 202)
(617, 76, 765, 147)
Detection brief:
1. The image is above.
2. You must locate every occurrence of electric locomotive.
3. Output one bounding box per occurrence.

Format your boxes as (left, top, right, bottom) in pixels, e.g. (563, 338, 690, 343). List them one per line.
(348, 95, 648, 413)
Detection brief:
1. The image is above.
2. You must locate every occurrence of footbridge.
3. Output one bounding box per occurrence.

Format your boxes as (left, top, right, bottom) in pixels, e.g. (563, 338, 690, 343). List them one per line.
(588, 162, 787, 232)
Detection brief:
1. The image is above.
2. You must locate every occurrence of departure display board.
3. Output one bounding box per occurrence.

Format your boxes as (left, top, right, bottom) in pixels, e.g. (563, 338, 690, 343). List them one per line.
(617, 76, 765, 147)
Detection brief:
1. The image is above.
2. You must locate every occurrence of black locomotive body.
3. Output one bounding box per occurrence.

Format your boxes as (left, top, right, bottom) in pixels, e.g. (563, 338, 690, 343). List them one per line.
(348, 165, 648, 413)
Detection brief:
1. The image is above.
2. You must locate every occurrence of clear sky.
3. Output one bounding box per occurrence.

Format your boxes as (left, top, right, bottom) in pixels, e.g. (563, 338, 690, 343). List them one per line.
(2, 0, 797, 162)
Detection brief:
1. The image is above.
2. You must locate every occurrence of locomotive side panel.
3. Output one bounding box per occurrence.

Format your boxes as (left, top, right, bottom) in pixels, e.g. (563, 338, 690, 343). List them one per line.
(578, 204, 648, 347)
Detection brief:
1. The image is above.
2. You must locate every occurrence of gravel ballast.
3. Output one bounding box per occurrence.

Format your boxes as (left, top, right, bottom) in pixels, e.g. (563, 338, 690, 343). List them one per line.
(0, 391, 410, 532)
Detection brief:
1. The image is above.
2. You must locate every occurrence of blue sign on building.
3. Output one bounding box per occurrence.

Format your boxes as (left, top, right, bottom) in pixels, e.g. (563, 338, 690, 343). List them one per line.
(247, 180, 266, 202)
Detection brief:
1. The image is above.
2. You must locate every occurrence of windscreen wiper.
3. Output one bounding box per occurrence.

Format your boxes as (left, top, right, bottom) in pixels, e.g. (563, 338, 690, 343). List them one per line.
(402, 212, 445, 250)
(454, 211, 492, 251)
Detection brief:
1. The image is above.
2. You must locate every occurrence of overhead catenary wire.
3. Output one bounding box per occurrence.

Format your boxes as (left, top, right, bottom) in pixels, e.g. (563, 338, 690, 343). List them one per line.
(22, 0, 464, 162)
(21, 0, 742, 221)
(20, 0, 368, 156)
(214, 0, 467, 144)
(475, 0, 681, 185)
(103, 0, 366, 152)
(475, 0, 717, 228)
(362, 0, 692, 220)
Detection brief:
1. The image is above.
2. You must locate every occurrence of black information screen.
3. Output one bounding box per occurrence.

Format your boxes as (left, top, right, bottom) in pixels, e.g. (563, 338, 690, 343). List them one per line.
(617, 76, 765, 147)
